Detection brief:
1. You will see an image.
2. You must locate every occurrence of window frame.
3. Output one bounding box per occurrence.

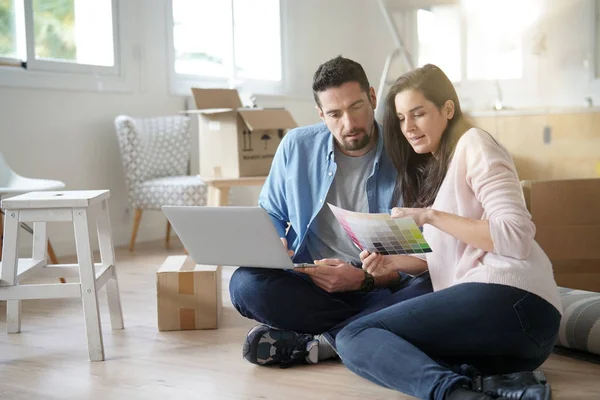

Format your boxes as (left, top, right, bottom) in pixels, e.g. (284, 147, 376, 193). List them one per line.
(0, 0, 133, 93)
(166, 0, 286, 97)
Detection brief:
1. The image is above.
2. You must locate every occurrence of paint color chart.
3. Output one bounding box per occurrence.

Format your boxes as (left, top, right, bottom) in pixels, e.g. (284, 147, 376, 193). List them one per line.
(328, 204, 432, 255)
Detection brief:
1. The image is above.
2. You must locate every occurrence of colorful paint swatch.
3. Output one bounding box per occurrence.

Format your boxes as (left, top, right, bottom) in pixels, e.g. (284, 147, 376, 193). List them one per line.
(328, 203, 432, 255)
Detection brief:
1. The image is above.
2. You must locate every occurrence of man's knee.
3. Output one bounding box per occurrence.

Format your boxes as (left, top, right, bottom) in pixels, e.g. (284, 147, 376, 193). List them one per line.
(229, 267, 287, 309)
(229, 267, 261, 308)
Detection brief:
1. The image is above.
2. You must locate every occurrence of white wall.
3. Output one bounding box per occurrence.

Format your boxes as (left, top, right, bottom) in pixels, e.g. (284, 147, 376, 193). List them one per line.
(0, 0, 394, 257)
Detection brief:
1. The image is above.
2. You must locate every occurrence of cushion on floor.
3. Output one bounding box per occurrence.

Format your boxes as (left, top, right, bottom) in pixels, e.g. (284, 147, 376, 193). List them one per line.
(556, 287, 600, 356)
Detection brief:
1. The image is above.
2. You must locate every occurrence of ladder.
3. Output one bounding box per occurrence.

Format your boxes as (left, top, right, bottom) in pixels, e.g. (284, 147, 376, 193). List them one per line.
(374, 0, 415, 123)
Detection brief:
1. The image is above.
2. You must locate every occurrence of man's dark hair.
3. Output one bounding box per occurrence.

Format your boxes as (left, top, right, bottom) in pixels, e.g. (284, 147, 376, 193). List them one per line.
(312, 55, 371, 107)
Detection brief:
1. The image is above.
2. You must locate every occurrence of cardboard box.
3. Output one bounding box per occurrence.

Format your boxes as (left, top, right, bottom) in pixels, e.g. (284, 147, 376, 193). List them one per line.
(157, 255, 222, 331)
(189, 88, 298, 178)
(522, 178, 600, 292)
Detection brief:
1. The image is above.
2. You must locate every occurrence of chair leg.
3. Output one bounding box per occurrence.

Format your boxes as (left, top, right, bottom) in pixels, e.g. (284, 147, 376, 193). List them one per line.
(47, 240, 59, 264)
(165, 220, 171, 249)
(53, 241, 66, 282)
(129, 209, 142, 252)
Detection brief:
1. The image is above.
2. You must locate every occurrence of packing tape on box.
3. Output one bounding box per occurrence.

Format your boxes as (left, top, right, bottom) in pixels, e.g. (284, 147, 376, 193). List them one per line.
(179, 308, 196, 330)
(178, 271, 196, 329)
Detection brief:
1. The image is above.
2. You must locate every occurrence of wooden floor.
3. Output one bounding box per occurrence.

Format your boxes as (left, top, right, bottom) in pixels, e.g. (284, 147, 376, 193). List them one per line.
(1, 240, 600, 400)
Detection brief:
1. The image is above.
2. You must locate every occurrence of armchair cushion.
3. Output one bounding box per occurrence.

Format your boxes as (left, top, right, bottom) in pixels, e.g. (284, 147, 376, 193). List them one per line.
(132, 176, 207, 209)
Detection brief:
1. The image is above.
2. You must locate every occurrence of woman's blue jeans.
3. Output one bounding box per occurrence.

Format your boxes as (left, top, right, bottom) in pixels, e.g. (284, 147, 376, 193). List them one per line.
(336, 283, 561, 400)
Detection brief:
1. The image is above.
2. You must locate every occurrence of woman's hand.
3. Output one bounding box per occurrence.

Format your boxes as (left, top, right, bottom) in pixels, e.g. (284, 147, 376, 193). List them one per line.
(359, 250, 397, 277)
(391, 207, 433, 227)
(393, 207, 496, 254)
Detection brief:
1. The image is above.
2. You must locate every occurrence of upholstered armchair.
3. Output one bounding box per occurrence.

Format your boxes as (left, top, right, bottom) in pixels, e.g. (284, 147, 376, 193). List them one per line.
(114, 115, 207, 251)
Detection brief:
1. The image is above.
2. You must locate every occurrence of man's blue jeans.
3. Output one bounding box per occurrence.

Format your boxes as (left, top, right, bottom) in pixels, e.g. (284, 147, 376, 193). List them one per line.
(228, 267, 433, 346)
(336, 283, 562, 400)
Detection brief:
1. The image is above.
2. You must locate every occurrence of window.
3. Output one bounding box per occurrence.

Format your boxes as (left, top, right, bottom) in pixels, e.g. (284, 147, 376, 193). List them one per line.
(0, 0, 22, 60)
(416, 1, 542, 82)
(0, 0, 117, 73)
(417, 6, 461, 82)
(172, 0, 231, 78)
(170, 0, 282, 94)
(463, 0, 540, 81)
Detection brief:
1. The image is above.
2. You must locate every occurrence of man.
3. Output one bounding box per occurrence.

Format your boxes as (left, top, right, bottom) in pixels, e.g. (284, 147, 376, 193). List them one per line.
(229, 55, 432, 368)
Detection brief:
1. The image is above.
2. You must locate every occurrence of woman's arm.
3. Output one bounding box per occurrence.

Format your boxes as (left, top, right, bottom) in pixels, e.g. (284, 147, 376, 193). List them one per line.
(392, 131, 535, 260)
(464, 132, 536, 259)
(425, 210, 494, 252)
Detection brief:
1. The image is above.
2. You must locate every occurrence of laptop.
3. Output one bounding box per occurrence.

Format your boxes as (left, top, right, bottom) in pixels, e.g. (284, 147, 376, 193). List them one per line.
(162, 206, 315, 269)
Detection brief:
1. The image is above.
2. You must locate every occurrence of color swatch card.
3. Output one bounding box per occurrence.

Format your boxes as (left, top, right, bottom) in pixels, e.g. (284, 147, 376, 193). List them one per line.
(328, 204, 432, 255)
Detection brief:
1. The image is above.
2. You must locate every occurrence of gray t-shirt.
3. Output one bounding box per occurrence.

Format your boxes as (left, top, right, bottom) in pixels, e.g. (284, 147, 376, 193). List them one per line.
(305, 145, 377, 265)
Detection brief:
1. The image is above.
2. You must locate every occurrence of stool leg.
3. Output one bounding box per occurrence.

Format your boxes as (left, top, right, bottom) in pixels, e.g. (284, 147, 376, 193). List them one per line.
(1, 210, 21, 333)
(96, 200, 124, 330)
(73, 208, 105, 362)
(32, 222, 48, 264)
(208, 186, 230, 207)
(218, 187, 230, 207)
(207, 185, 217, 207)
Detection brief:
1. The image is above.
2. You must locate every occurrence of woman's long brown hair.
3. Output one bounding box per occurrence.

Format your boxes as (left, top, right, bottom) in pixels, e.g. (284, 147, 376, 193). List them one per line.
(383, 64, 470, 207)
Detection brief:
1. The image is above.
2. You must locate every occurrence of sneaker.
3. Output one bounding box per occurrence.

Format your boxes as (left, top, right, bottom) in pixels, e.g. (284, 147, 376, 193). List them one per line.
(242, 324, 319, 368)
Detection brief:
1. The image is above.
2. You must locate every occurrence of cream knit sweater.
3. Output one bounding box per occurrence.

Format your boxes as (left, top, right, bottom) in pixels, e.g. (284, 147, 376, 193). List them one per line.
(422, 127, 562, 312)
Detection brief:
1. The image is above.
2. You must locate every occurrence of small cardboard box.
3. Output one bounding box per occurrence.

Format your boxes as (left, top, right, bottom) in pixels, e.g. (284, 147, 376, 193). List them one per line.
(157, 255, 222, 331)
(522, 178, 600, 291)
(189, 88, 298, 178)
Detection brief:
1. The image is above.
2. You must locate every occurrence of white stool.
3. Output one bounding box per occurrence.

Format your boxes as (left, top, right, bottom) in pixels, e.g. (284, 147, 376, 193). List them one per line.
(0, 190, 124, 361)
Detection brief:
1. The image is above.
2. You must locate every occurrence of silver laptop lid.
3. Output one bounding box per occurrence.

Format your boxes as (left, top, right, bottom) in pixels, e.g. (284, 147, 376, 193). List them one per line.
(162, 206, 295, 269)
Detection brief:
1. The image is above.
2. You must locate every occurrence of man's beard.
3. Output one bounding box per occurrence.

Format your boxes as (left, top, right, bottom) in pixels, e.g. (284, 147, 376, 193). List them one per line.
(337, 127, 372, 152)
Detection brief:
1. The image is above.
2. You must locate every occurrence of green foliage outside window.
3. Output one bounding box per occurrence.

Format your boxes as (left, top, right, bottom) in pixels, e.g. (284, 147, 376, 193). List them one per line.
(34, 0, 76, 61)
(0, 0, 17, 57)
(0, 0, 76, 61)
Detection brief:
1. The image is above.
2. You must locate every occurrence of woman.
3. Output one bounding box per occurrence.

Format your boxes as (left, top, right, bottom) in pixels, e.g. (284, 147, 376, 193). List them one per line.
(335, 64, 562, 400)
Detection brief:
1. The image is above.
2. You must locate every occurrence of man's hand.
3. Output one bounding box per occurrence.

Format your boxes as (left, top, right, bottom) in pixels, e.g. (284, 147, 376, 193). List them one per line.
(360, 250, 397, 277)
(296, 258, 364, 293)
(281, 238, 294, 257)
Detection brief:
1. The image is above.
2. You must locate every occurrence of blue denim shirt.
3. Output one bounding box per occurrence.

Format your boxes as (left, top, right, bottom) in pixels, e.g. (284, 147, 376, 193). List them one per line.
(258, 122, 399, 263)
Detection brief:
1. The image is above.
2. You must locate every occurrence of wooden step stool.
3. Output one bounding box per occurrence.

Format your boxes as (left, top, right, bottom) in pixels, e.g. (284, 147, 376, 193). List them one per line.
(0, 190, 124, 361)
